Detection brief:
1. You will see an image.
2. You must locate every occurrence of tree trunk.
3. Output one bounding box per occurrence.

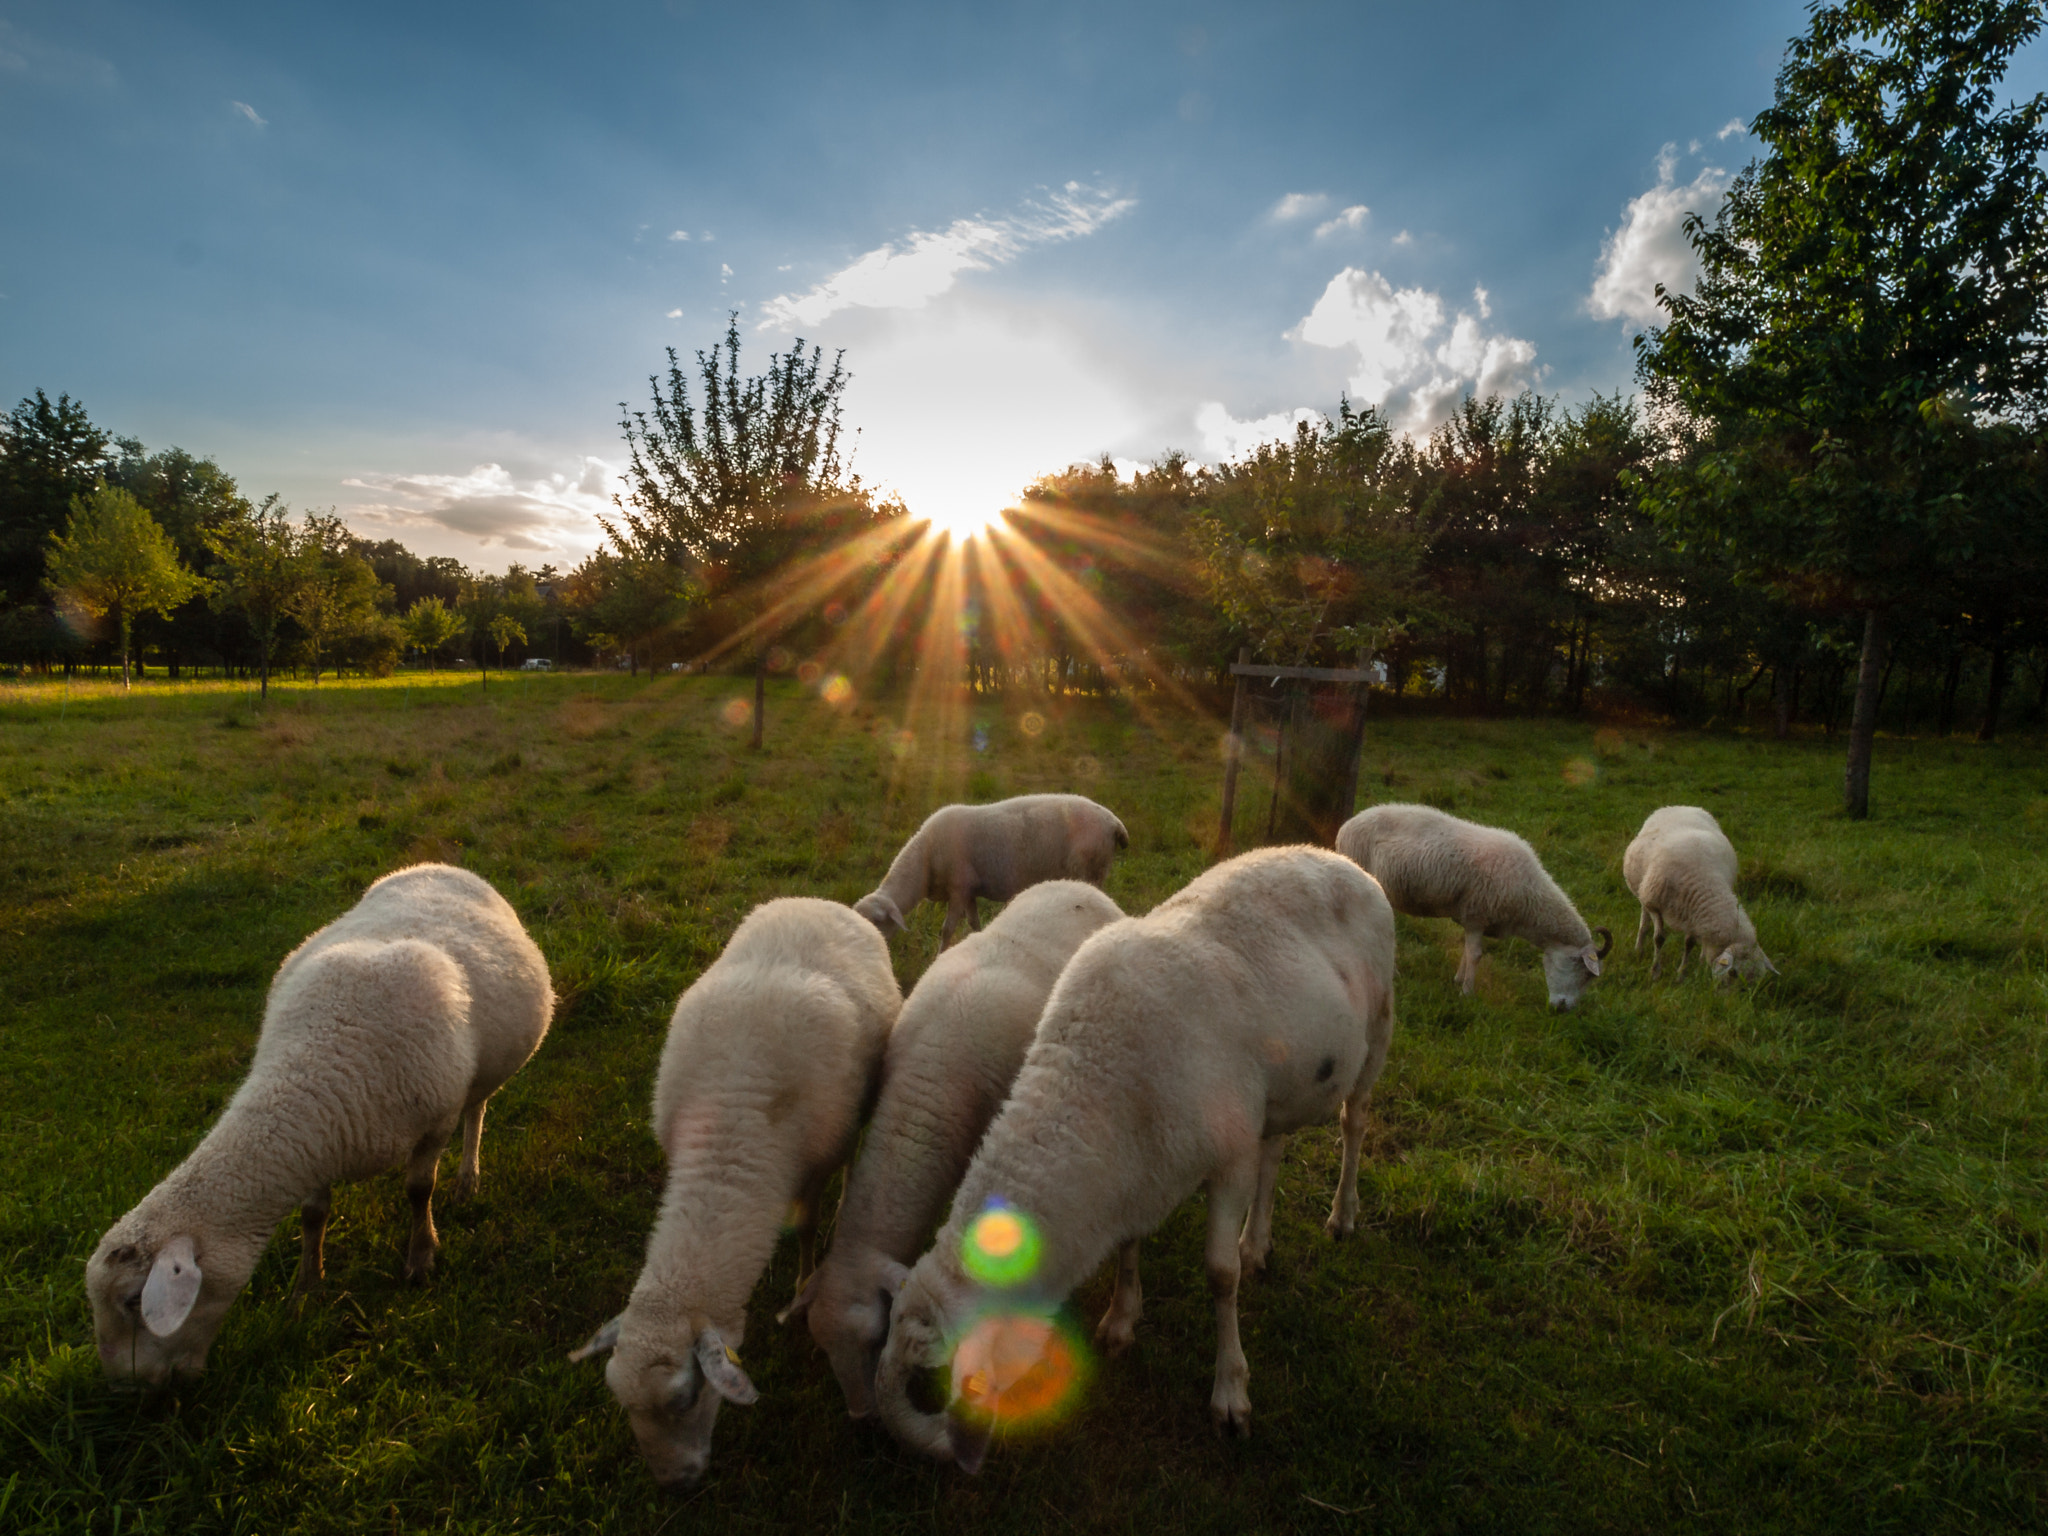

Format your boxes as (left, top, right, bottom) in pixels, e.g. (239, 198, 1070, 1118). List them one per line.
(751, 649, 766, 750)
(119, 612, 132, 692)
(1843, 607, 1887, 820)
(1268, 680, 1369, 845)
(1772, 667, 1791, 738)
(1978, 642, 2009, 743)
(1938, 647, 1963, 736)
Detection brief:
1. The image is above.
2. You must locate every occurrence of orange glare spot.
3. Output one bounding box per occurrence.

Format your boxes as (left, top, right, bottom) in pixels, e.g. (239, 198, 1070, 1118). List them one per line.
(952, 1314, 1080, 1425)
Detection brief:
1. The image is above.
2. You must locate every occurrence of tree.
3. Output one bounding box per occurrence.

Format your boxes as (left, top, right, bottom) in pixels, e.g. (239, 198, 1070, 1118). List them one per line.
(204, 494, 308, 699)
(2, 391, 114, 610)
(403, 595, 464, 669)
(604, 313, 894, 743)
(1635, 0, 2048, 817)
(109, 444, 250, 677)
(289, 515, 388, 683)
(483, 613, 526, 689)
(43, 486, 204, 689)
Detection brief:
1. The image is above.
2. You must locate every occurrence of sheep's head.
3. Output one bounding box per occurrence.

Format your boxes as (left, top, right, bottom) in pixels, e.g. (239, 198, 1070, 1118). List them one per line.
(1712, 942, 1779, 984)
(809, 1255, 912, 1420)
(853, 892, 908, 937)
(87, 1228, 231, 1385)
(873, 1262, 1082, 1475)
(575, 1312, 757, 1490)
(1543, 928, 1609, 1012)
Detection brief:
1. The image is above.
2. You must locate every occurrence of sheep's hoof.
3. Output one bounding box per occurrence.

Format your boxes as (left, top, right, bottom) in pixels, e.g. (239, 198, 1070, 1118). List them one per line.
(403, 1249, 439, 1284)
(1210, 1398, 1252, 1438)
(450, 1173, 479, 1203)
(1323, 1215, 1355, 1240)
(1094, 1316, 1138, 1357)
(1237, 1242, 1270, 1278)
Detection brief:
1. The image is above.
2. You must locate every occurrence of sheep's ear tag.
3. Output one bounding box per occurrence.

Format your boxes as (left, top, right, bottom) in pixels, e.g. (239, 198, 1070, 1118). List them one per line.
(1581, 945, 1603, 977)
(696, 1330, 758, 1406)
(140, 1236, 202, 1338)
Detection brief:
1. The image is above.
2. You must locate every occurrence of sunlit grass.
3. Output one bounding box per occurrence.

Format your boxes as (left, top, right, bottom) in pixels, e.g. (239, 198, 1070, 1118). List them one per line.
(0, 676, 2043, 1532)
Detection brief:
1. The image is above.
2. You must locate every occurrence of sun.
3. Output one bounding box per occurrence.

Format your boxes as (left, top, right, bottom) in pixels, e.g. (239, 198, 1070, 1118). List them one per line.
(923, 504, 1005, 540)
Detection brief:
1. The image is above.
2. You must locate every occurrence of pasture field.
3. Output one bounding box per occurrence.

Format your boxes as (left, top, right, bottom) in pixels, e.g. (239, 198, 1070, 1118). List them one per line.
(0, 671, 2043, 1534)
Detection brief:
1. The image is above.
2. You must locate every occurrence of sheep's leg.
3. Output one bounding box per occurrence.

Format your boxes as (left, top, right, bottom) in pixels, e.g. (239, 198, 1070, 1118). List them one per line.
(1239, 1133, 1287, 1276)
(1455, 929, 1484, 995)
(1649, 914, 1667, 979)
(1205, 1149, 1260, 1436)
(1094, 1240, 1143, 1356)
(452, 1097, 488, 1202)
(1326, 1087, 1375, 1238)
(941, 893, 974, 948)
(294, 1184, 332, 1297)
(791, 1166, 831, 1294)
(1634, 905, 1650, 955)
(1674, 933, 1694, 980)
(403, 1126, 453, 1282)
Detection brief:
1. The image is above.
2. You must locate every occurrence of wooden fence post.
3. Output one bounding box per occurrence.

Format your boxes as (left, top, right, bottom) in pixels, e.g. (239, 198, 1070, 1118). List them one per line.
(1215, 646, 1249, 859)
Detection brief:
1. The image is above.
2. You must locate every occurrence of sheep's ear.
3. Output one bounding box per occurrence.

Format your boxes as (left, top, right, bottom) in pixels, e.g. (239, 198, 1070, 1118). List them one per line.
(567, 1313, 623, 1363)
(664, 1359, 703, 1412)
(948, 1412, 992, 1475)
(696, 1330, 758, 1406)
(1761, 952, 1781, 976)
(1580, 944, 1603, 978)
(140, 1236, 202, 1338)
(776, 1270, 820, 1326)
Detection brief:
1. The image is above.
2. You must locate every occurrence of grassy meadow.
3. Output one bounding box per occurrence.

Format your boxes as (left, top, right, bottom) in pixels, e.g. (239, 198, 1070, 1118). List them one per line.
(0, 670, 2043, 1533)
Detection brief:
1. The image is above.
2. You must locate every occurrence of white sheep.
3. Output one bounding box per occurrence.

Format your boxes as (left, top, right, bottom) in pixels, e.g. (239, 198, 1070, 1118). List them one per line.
(1335, 802, 1611, 1011)
(871, 845, 1396, 1471)
(570, 897, 900, 1490)
(854, 793, 1129, 947)
(791, 879, 1124, 1421)
(1622, 805, 1778, 982)
(85, 863, 554, 1385)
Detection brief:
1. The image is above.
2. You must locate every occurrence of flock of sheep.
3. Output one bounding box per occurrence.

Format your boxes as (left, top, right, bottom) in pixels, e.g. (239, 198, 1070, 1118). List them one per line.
(84, 790, 1776, 1489)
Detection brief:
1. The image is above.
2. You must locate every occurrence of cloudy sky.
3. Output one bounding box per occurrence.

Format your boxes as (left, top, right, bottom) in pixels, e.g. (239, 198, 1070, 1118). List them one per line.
(5, 1, 2040, 564)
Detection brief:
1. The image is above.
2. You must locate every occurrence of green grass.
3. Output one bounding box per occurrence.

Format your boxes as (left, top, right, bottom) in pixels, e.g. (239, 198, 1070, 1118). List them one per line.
(1, 672, 2043, 1533)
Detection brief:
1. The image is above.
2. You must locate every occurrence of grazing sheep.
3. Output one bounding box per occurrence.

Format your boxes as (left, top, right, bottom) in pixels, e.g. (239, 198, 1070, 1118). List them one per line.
(792, 880, 1124, 1421)
(854, 793, 1129, 947)
(85, 864, 554, 1385)
(1622, 805, 1778, 982)
(571, 898, 900, 1490)
(1335, 803, 1610, 1011)
(872, 846, 1396, 1470)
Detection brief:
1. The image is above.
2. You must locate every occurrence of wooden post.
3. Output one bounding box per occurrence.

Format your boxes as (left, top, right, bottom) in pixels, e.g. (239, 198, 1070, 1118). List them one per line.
(752, 648, 766, 751)
(1216, 647, 1249, 859)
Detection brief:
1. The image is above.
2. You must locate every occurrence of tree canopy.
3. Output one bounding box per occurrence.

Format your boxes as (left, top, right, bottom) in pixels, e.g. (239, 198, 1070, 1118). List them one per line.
(43, 486, 203, 689)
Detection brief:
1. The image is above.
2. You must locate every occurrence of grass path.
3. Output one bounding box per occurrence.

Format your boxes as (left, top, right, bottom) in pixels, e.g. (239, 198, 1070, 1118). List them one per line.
(1, 674, 2042, 1532)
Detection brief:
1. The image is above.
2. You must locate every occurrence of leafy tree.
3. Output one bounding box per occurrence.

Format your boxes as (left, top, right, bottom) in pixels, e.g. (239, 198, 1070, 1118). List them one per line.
(604, 313, 896, 741)
(43, 486, 204, 689)
(109, 444, 251, 676)
(403, 595, 464, 669)
(2, 391, 113, 608)
(289, 514, 389, 682)
(483, 613, 526, 688)
(204, 495, 308, 699)
(1635, 0, 2048, 817)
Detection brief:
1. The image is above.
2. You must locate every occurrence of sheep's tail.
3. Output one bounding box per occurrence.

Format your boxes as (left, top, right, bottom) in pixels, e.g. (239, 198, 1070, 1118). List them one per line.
(1111, 817, 1130, 851)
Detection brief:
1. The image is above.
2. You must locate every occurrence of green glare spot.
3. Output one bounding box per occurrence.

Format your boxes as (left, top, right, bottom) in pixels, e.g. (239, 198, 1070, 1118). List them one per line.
(962, 1205, 1043, 1287)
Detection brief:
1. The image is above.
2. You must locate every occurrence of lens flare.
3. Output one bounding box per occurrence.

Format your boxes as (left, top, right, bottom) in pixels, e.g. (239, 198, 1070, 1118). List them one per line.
(962, 1203, 1043, 1287)
(822, 674, 855, 707)
(952, 1312, 1087, 1427)
(797, 660, 823, 686)
(1019, 711, 1045, 737)
(720, 697, 753, 727)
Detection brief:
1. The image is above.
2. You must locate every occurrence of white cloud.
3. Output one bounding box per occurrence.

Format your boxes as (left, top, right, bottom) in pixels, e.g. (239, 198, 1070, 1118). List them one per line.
(665, 308, 682, 318)
(759, 182, 1134, 329)
(1271, 192, 1329, 222)
(1193, 402, 1322, 460)
(1717, 118, 1746, 140)
(1586, 145, 1732, 324)
(229, 100, 266, 126)
(720, 263, 732, 280)
(667, 230, 690, 242)
(1391, 229, 1412, 246)
(1291, 267, 1540, 434)
(340, 459, 619, 555)
(1314, 204, 1368, 238)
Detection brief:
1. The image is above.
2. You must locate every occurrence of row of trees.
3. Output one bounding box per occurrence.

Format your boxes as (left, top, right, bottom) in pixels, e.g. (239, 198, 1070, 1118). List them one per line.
(0, 396, 576, 693)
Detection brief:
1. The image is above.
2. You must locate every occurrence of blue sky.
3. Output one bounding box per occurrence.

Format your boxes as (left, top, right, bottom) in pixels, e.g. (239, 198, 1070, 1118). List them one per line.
(5, 1, 2035, 564)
